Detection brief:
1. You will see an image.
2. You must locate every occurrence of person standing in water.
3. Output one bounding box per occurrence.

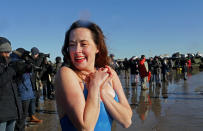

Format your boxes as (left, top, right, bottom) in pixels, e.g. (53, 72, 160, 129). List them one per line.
(55, 20, 132, 131)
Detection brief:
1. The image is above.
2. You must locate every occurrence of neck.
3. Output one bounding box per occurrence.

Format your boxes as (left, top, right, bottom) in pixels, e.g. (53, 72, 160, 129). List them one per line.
(75, 69, 94, 85)
(80, 67, 96, 75)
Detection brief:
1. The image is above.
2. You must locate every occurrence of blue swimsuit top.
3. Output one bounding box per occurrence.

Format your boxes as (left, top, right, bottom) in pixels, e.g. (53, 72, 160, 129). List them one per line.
(60, 85, 119, 131)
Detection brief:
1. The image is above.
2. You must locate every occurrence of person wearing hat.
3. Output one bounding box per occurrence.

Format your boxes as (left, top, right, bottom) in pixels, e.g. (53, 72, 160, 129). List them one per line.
(153, 56, 162, 84)
(30, 47, 41, 99)
(10, 48, 42, 131)
(0, 37, 26, 131)
(129, 56, 139, 85)
(31, 47, 39, 59)
(29, 47, 43, 123)
(53, 56, 62, 83)
(55, 56, 62, 73)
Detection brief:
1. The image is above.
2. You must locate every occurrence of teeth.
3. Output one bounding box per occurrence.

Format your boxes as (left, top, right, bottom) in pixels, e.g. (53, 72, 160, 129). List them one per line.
(75, 57, 85, 60)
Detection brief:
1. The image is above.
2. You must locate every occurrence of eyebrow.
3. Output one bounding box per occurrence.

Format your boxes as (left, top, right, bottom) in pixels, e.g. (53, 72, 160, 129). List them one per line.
(69, 40, 88, 43)
(69, 40, 76, 43)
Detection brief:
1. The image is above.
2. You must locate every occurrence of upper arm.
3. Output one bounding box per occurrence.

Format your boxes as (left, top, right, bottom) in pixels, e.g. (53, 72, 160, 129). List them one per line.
(55, 67, 85, 127)
(111, 68, 130, 106)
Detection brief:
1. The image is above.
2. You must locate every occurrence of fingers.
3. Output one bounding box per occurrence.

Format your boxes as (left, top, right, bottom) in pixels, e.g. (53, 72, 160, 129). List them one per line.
(99, 66, 112, 76)
(105, 65, 112, 77)
(99, 67, 108, 72)
(89, 66, 112, 82)
(89, 68, 109, 81)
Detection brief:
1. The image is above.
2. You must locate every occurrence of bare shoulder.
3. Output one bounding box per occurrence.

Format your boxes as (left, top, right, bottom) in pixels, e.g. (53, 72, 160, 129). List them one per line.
(57, 66, 77, 80)
(55, 66, 80, 90)
(59, 66, 76, 77)
(55, 66, 85, 119)
(55, 66, 84, 101)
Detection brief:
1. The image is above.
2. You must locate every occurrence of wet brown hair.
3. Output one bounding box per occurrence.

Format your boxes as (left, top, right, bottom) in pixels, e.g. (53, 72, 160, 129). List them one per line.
(62, 20, 109, 69)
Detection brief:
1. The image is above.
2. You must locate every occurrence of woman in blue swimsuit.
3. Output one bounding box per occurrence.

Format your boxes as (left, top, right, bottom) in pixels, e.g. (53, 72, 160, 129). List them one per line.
(55, 20, 132, 131)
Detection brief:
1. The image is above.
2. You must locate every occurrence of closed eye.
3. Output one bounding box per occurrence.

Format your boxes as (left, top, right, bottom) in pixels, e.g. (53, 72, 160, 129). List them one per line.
(81, 43, 88, 47)
(81, 40, 89, 47)
(69, 41, 76, 46)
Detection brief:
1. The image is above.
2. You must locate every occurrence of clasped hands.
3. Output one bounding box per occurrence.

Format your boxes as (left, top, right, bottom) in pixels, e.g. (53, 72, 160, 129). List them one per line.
(85, 66, 113, 98)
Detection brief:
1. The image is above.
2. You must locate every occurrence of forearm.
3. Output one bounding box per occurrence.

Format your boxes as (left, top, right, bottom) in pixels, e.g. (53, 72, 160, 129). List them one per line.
(102, 93, 132, 128)
(82, 86, 100, 131)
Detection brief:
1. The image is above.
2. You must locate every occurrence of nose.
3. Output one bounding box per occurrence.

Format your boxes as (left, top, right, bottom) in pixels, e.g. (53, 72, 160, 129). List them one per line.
(6, 53, 10, 57)
(75, 44, 82, 53)
(4, 52, 10, 58)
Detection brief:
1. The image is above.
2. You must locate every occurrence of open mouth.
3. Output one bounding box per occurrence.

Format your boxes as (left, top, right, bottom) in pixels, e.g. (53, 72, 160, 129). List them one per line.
(74, 56, 86, 63)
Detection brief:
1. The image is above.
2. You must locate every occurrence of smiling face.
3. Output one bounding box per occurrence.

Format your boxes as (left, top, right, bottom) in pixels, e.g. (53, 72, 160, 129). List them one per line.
(68, 27, 99, 72)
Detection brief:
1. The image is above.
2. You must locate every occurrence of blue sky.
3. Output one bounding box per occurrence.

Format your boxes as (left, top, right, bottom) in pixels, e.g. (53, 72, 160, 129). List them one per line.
(0, 0, 203, 61)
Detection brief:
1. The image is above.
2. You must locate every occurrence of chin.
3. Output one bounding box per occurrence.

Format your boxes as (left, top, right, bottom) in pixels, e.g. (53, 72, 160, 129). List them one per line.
(74, 64, 88, 71)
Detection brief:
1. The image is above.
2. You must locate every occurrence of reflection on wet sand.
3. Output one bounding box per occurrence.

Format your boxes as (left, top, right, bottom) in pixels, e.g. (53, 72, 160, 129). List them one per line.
(112, 69, 203, 131)
(136, 90, 151, 122)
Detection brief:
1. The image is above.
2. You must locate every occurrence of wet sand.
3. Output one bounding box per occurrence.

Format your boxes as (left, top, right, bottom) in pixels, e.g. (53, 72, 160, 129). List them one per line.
(26, 69, 203, 131)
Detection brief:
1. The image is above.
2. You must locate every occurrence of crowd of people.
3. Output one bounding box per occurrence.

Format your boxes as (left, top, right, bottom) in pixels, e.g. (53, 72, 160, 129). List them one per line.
(109, 53, 195, 90)
(0, 37, 62, 131)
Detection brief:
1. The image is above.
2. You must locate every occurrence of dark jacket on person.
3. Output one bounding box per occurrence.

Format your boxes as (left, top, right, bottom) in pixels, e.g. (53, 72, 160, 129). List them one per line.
(30, 55, 43, 91)
(181, 59, 188, 73)
(0, 56, 22, 122)
(130, 60, 139, 75)
(40, 62, 53, 83)
(161, 60, 169, 75)
(55, 62, 62, 74)
(153, 59, 162, 74)
(148, 59, 154, 74)
(123, 58, 130, 70)
(10, 53, 35, 101)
